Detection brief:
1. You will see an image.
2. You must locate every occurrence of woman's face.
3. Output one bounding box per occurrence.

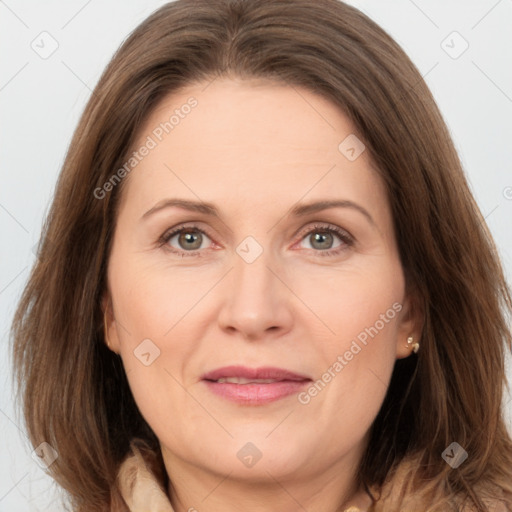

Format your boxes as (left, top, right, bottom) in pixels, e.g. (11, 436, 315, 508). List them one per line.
(105, 77, 420, 485)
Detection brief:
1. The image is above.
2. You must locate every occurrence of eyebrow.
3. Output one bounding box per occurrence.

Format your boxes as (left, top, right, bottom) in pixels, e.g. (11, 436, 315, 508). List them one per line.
(141, 198, 376, 227)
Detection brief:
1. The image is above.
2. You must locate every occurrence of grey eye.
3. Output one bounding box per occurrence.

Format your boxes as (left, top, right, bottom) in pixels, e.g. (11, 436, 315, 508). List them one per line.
(168, 229, 210, 251)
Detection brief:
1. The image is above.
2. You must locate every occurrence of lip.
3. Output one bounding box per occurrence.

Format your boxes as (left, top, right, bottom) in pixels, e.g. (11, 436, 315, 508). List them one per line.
(201, 365, 311, 382)
(201, 365, 312, 405)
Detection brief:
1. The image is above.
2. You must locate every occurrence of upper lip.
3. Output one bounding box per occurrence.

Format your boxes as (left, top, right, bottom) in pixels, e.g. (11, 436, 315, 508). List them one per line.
(201, 365, 312, 382)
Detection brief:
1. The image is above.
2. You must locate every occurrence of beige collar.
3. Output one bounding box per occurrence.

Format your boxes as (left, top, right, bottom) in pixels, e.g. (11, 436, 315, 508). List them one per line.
(117, 442, 175, 512)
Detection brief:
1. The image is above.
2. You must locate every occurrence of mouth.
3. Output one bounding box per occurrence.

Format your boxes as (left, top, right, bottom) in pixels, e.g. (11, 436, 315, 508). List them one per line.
(201, 365, 312, 405)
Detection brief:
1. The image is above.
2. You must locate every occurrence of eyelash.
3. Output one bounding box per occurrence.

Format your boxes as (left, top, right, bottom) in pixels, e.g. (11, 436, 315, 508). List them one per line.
(157, 223, 354, 258)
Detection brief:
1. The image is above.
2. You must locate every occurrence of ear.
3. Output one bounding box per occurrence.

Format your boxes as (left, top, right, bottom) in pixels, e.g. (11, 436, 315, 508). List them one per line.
(101, 292, 121, 354)
(395, 283, 424, 360)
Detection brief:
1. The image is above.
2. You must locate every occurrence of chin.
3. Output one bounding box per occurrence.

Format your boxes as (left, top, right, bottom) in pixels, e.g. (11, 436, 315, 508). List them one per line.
(203, 435, 315, 480)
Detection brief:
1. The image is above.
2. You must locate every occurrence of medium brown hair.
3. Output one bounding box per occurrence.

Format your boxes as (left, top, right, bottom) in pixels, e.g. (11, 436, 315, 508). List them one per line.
(11, 0, 512, 510)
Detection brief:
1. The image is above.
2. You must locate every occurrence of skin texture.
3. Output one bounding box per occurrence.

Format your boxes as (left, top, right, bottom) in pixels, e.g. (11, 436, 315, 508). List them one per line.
(104, 77, 422, 512)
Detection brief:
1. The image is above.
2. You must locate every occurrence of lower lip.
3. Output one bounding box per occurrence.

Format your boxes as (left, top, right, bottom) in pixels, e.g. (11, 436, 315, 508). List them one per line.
(203, 380, 310, 405)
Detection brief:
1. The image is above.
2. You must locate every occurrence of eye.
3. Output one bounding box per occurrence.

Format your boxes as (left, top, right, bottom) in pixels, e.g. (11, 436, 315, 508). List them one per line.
(296, 223, 354, 257)
(158, 223, 213, 257)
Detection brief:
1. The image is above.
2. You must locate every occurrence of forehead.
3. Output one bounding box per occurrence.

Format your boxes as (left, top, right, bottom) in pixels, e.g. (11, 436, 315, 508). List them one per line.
(118, 77, 387, 219)
(137, 77, 357, 160)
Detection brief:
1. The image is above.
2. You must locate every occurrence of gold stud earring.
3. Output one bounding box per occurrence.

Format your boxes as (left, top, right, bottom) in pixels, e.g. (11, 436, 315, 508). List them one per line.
(406, 336, 420, 353)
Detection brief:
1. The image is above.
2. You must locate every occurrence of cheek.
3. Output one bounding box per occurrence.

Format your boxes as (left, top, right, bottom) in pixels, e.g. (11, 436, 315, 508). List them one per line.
(110, 246, 205, 344)
(293, 257, 404, 350)
(107, 252, 210, 427)
(295, 262, 403, 417)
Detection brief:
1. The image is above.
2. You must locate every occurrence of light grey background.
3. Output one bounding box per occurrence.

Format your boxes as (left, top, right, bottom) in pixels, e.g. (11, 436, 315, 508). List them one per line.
(1, 0, 511, 509)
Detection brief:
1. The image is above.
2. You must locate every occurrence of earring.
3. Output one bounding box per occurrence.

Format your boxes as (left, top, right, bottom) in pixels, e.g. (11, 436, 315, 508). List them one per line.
(406, 336, 420, 354)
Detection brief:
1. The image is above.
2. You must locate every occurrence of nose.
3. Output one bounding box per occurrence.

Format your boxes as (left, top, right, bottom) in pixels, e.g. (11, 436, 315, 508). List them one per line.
(217, 242, 294, 341)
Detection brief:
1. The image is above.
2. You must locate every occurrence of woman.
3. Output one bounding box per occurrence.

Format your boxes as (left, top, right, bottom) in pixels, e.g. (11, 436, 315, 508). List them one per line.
(11, 0, 512, 510)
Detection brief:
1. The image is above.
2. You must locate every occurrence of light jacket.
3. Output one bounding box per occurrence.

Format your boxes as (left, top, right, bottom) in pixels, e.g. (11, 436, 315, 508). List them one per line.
(116, 439, 511, 512)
